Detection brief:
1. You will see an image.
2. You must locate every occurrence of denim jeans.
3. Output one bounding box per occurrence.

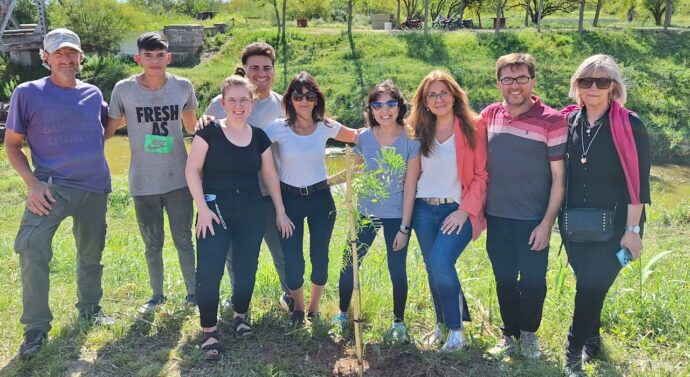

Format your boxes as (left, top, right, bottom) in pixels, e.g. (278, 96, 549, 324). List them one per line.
(486, 215, 549, 337)
(280, 188, 336, 290)
(412, 199, 473, 330)
(338, 217, 409, 321)
(195, 188, 266, 328)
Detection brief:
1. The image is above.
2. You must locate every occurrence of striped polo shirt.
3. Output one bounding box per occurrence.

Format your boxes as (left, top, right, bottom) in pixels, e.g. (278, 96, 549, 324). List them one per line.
(482, 96, 568, 220)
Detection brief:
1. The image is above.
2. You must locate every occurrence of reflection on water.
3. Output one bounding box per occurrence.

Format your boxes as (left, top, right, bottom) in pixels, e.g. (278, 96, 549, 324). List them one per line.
(104, 136, 346, 176)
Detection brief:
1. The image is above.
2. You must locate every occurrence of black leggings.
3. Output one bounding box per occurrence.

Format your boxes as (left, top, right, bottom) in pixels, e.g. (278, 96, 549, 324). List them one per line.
(565, 236, 623, 349)
(196, 189, 266, 328)
(338, 217, 409, 321)
(280, 188, 336, 290)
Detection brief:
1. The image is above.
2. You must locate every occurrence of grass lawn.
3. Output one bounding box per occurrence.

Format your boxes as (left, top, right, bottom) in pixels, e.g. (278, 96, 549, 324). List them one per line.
(0, 146, 688, 376)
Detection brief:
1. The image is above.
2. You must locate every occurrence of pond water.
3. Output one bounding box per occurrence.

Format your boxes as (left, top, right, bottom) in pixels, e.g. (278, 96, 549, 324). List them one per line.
(104, 136, 347, 177)
(103, 136, 689, 207)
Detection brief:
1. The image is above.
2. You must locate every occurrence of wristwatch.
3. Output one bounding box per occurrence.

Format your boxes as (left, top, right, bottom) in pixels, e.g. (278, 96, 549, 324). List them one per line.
(625, 224, 641, 234)
(400, 224, 411, 232)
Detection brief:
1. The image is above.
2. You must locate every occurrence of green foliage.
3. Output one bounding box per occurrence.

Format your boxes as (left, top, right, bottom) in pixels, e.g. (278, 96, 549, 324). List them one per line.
(643, 0, 675, 25)
(49, 0, 133, 56)
(1, 76, 19, 102)
(649, 199, 690, 226)
(12, 0, 38, 24)
(80, 55, 134, 102)
(287, 0, 332, 20)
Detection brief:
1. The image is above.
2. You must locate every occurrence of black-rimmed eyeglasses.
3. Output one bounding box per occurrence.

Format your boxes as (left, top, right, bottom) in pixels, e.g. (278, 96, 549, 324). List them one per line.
(577, 77, 613, 89)
(499, 76, 532, 85)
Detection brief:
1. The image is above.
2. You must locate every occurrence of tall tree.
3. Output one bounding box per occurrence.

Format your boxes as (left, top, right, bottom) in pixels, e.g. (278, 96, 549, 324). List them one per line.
(515, 0, 578, 24)
(577, 0, 585, 32)
(424, 0, 429, 34)
(402, 0, 422, 18)
(430, 0, 449, 19)
(592, 0, 604, 26)
(281, 0, 287, 44)
(663, 0, 671, 30)
(643, 0, 671, 25)
(348, 0, 354, 37)
(397, 0, 401, 26)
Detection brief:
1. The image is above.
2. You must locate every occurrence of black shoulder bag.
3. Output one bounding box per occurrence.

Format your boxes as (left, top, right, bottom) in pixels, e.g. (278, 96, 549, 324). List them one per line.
(559, 111, 615, 243)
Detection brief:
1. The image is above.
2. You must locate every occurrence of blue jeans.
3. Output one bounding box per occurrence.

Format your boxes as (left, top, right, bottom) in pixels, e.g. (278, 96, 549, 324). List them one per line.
(412, 199, 472, 330)
(338, 217, 409, 321)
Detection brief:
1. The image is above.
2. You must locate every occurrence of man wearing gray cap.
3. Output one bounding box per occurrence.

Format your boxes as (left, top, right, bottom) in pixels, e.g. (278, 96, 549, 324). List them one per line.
(4, 28, 113, 359)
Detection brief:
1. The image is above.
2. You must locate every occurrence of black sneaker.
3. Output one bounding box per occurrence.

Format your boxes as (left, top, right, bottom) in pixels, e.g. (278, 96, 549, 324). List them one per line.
(185, 294, 197, 307)
(80, 307, 116, 325)
(18, 330, 47, 359)
(279, 293, 294, 314)
(564, 348, 584, 377)
(289, 310, 305, 327)
(138, 295, 166, 314)
(582, 335, 601, 364)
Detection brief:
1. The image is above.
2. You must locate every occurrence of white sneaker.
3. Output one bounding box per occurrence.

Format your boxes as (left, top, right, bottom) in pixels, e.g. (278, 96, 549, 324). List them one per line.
(520, 330, 542, 359)
(425, 323, 446, 348)
(488, 335, 517, 357)
(440, 329, 466, 352)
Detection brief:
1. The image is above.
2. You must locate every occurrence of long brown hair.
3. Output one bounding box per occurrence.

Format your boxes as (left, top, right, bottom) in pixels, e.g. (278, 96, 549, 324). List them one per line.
(408, 70, 477, 157)
(282, 71, 331, 127)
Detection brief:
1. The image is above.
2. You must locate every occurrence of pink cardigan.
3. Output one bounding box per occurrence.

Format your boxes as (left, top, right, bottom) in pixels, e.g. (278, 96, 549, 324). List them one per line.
(452, 116, 489, 240)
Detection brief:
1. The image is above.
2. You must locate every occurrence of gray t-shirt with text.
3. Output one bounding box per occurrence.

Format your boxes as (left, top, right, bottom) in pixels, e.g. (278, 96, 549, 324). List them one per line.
(109, 73, 198, 196)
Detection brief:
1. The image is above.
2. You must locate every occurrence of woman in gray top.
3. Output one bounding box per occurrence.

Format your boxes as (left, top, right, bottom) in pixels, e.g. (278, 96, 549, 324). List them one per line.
(332, 80, 421, 343)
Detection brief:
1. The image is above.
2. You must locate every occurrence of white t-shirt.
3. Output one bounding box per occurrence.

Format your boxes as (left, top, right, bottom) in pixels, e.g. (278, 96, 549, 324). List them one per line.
(264, 119, 341, 187)
(416, 135, 462, 203)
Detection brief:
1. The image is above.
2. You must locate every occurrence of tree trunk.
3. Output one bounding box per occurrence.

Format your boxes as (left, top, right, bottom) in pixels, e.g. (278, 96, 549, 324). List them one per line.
(578, 0, 585, 32)
(525, 0, 530, 27)
(495, 1, 501, 35)
(664, 0, 671, 30)
(347, 0, 353, 37)
(281, 0, 287, 43)
(397, 0, 401, 28)
(272, 0, 281, 41)
(537, 0, 543, 31)
(593, 0, 603, 26)
(424, 0, 429, 35)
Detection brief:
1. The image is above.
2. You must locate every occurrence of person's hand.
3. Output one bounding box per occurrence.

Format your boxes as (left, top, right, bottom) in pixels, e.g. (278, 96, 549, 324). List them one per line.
(276, 211, 295, 239)
(27, 181, 55, 216)
(392, 230, 409, 251)
(620, 231, 643, 260)
(196, 115, 216, 131)
(441, 209, 468, 235)
(196, 206, 220, 239)
(528, 221, 552, 251)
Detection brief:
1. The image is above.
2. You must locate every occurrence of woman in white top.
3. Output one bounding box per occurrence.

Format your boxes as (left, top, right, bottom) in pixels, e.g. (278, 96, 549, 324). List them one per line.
(407, 70, 488, 351)
(264, 71, 357, 326)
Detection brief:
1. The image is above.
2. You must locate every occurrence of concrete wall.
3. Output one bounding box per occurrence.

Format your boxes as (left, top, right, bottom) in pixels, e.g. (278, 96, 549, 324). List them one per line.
(163, 25, 204, 65)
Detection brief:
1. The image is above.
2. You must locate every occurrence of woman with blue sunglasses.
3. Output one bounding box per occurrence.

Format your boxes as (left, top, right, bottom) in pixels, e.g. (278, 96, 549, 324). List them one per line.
(332, 80, 421, 343)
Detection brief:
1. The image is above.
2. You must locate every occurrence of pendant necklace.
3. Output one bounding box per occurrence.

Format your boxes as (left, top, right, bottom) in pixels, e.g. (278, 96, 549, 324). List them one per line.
(580, 120, 602, 165)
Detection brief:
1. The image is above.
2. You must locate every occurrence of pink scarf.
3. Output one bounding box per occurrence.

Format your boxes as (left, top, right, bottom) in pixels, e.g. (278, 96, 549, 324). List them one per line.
(561, 102, 641, 204)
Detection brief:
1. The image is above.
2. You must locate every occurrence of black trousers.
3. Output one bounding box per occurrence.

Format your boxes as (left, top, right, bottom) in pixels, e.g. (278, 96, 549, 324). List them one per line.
(486, 215, 549, 337)
(196, 189, 266, 328)
(565, 237, 623, 349)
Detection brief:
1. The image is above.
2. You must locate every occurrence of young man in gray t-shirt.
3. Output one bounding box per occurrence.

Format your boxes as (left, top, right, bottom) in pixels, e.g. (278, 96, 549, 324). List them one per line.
(203, 42, 292, 313)
(106, 32, 198, 314)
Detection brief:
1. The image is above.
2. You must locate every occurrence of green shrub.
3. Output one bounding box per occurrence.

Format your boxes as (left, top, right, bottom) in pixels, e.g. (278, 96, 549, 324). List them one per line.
(80, 55, 134, 102)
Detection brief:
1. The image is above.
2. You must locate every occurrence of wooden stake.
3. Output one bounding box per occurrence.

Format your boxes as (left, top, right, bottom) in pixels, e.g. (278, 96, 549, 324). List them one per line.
(345, 145, 364, 376)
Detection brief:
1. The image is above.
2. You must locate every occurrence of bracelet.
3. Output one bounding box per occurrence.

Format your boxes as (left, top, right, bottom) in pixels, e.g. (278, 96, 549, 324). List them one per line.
(400, 224, 411, 232)
(398, 229, 409, 236)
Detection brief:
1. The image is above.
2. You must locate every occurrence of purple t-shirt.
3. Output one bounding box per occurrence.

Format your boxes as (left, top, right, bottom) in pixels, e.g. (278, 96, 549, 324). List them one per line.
(6, 77, 111, 193)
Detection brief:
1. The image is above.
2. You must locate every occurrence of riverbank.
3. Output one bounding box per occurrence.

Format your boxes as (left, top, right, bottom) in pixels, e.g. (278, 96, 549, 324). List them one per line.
(0, 145, 688, 376)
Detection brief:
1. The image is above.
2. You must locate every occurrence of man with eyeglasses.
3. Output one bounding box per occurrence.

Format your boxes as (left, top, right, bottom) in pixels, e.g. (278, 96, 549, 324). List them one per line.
(203, 42, 294, 314)
(481, 53, 567, 359)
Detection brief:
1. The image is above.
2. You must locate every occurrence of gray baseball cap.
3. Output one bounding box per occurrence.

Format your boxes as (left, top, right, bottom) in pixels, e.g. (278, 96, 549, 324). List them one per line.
(43, 28, 83, 53)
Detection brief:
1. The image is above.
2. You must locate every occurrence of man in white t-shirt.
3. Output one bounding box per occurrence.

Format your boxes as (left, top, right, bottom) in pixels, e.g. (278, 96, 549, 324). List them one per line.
(203, 42, 292, 313)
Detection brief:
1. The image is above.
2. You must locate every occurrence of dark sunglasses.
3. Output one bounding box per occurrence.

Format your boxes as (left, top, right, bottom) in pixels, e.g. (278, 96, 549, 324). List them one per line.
(291, 91, 318, 102)
(370, 100, 399, 110)
(578, 77, 613, 89)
